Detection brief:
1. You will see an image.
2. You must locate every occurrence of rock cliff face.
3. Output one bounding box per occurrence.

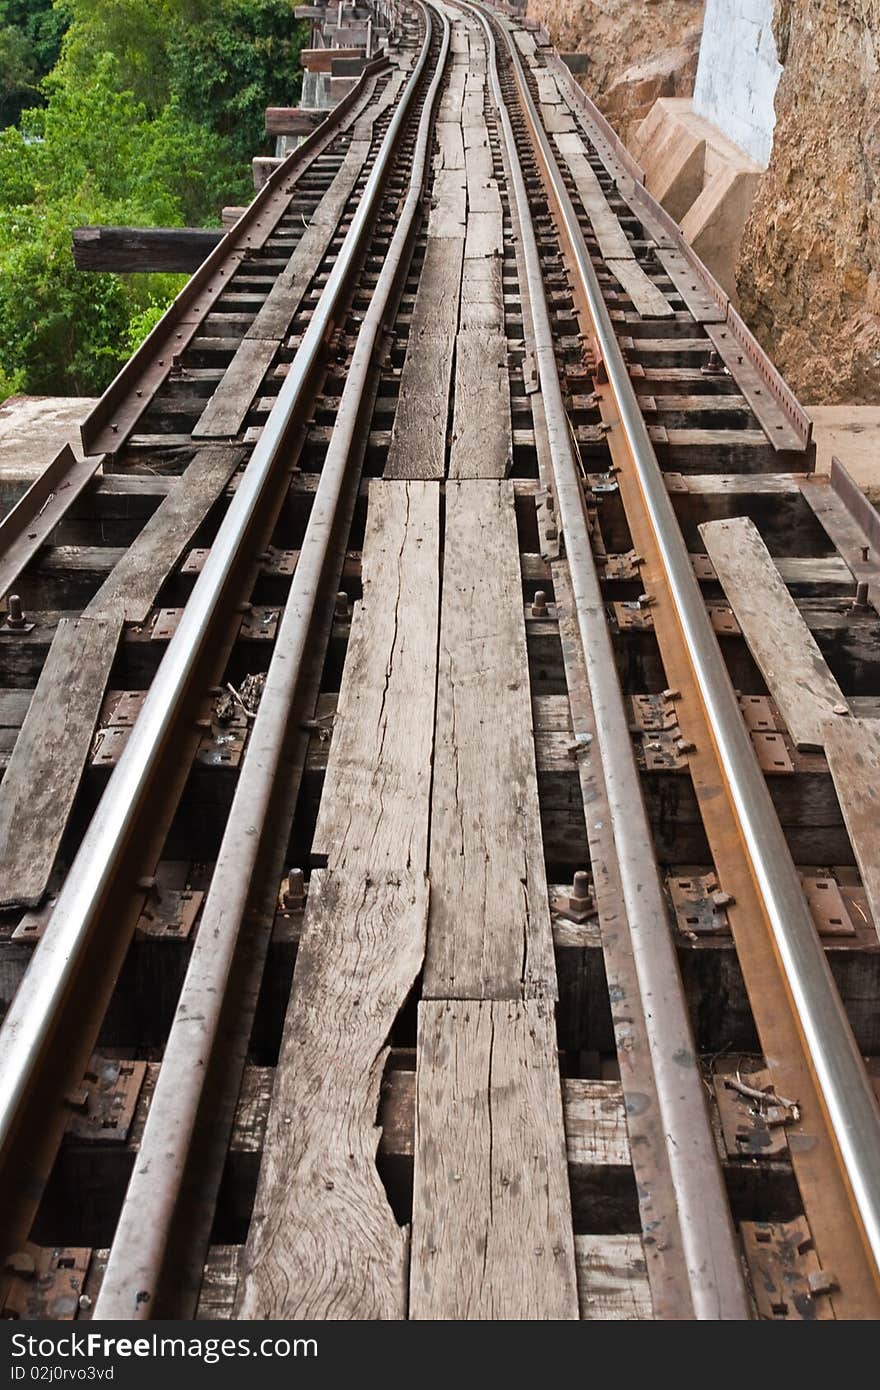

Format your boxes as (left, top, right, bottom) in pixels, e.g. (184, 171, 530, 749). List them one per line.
(737, 2, 880, 403)
(528, 0, 705, 142)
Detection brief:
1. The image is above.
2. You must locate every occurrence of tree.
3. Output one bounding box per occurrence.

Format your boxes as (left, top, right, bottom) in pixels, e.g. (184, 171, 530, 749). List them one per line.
(0, 0, 307, 398)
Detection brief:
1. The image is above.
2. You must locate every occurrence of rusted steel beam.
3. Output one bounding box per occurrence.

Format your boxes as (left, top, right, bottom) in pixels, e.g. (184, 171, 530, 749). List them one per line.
(72, 226, 223, 274)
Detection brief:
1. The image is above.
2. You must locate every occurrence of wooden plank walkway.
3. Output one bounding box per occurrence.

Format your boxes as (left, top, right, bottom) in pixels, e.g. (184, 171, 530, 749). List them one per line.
(825, 719, 880, 934)
(410, 999, 579, 1320)
(0, 616, 122, 907)
(84, 445, 244, 623)
(196, 71, 406, 439)
(449, 42, 511, 480)
(312, 480, 440, 868)
(701, 517, 848, 750)
(383, 238, 463, 480)
(424, 480, 555, 999)
(236, 870, 428, 1319)
(239, 479, 439, 1318)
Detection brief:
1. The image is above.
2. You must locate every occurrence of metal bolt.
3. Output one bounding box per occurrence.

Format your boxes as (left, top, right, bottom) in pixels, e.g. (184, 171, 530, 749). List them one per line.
(335, 590, 349, 618)
(5, 595, 25, 630)
(852, 579, 870, 611)
(531, 590, 548, 617)
(566, 870, 592, 918)
(283, 868, 305, 912)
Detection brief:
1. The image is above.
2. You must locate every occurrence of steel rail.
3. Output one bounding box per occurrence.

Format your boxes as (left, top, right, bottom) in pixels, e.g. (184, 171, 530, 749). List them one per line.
(91, 0, 449, 1320)
(0, 11, 436, 1231)
(486, 1, 880, 1279)
(465, 0, 750, 1319)
(80, 54, 391, 457)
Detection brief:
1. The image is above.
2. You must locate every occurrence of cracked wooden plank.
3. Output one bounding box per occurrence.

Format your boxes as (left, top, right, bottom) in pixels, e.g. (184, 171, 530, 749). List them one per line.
(235, 869, 428, 1319)
(554, 132, 634, 261)
(410, 998, 579, 1319)
(0, 616, 123, 908)
(825, 719, 880, 935)
(85, 445, 245, 623)
(606, 256, 674, 320)
(450, 329, 511, 478)
(312, 481, 440, 870)
(424, 481, 556, 999)
(701, 516, 848, 751)
(384, 239, 463, 480)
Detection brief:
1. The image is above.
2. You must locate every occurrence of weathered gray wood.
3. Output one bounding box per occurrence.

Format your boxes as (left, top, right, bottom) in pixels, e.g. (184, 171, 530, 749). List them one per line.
(72, 225, 223, 273)
(576, 1235, 653, 1320)
(384, 239, 463, 480)
(192, 339, 279, 440)
(435, 122, 464, 171)
(450, 329, 511, 478)
(236, 870, 428, 1319)
(536, 71, 560, 107)
(427, 169, 467, 237)
(198, 1232, 652, 1320)
(312, 481, 440, 868)
(264, 106, 325, 136)
(606, 256, 674, 319)
(424, 481, 556, 999)
(825, 719, 880, 935)
(410, 999, 579, 1320)
(554, 133, 634, 261)
(0, 615, 123, 907)
(700, 517, 847, 750)
(85, 445, 244, 624)
(459, 255, 504, 331)
(194, 139, 373, 437)
(541, 103, 576, 134)
(464, 207, 503, 260)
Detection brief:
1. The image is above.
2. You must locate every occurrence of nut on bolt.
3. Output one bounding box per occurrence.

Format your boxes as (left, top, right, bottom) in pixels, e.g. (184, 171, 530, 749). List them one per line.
(335, 590, 350, 619)
(5, 595, 26, 630)
(562, 870, 593, 923)
(282, 867, 305, 912)
(531, 590, 548, 617)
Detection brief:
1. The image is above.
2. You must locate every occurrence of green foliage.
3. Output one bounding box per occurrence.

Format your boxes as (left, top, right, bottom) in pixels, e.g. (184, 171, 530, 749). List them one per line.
(0, 0, 306, 398)
(0, 0, 67, 124)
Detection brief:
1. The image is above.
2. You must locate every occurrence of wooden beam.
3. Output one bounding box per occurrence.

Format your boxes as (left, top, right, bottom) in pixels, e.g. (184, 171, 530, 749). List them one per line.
(72, 226, 223, 274)
(312, 481, 440, 870)
(825, 720, 880, 935)
(0, 615, 123, 908)
(700, 516, 848, 751)
(410, 999, 579, 1320)
(384, 237, 464, 480)
(424, 481, 555, 999)
(83, 445, 245, 624)
(264, 106, 325, 136)
(300, 46, 364, 73)
(235, 870, 428, 1319)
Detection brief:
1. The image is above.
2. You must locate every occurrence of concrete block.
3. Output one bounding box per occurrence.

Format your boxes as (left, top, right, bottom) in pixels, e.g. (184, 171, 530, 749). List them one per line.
(680, 163, 761, 298)
(253, 156, 282, 192)
(0, 396, 97, 514)
(633, 99, 706, 222)
(632, 97, 763, 299)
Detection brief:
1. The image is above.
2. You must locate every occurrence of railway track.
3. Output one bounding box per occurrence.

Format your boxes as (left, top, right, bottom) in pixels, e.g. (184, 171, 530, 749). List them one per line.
(0, 0, 879, 1321)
